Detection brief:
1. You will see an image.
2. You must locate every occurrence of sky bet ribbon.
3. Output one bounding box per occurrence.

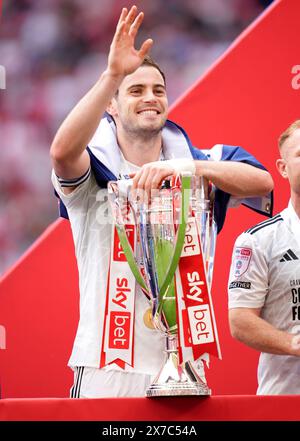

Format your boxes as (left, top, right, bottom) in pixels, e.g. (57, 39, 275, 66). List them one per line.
(102, 174, 221, 369)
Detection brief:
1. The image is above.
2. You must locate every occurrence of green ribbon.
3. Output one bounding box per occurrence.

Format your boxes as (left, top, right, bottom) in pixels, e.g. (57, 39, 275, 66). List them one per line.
(115, 224, 148, 292)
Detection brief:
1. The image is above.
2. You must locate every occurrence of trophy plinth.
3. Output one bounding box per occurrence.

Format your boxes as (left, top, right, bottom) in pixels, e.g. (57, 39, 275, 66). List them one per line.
(146, 335, 211, 397)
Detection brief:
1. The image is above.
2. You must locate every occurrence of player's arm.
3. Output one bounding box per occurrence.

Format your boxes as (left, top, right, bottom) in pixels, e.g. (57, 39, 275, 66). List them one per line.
(229, 307, 300, 356)
(50, 6, 153, 192)
(194, 160, 273, 197)
(131, 159, 273, 197)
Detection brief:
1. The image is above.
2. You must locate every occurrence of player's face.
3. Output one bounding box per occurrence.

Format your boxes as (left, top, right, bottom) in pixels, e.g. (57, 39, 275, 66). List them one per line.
(110, 66, 168, 137)
(279, 129, 300, 194)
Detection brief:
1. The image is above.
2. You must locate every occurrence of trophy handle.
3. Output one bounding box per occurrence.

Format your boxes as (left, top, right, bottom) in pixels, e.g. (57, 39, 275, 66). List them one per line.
(156, 173, 191, 312)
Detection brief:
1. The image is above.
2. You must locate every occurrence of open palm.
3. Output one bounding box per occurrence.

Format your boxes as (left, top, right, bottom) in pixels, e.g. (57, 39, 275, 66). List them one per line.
(108, 6, 153, 77)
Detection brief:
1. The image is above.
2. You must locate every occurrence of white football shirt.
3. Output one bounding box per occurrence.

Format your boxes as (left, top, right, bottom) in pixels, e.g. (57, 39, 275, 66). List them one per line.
(228, 201, 300, 394)
(52, 162, 166, 376)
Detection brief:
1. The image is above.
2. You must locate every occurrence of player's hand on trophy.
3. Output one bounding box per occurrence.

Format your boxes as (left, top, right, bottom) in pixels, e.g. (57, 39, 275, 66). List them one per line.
(107, 6, 153, 79)
(130, 159, 196, 202)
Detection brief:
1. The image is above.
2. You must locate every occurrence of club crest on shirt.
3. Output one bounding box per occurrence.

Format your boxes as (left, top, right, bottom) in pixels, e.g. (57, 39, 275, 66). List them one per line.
(233, 247, 252, 277)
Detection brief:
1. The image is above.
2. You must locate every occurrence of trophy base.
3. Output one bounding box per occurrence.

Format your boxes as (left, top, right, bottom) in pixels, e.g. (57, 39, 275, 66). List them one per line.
(146, 336, 211, 397)
(146, 381, 211, 397)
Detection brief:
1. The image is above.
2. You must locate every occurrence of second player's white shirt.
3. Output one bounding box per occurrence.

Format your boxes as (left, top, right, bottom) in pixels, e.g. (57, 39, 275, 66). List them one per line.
(228, 201, 300, 394)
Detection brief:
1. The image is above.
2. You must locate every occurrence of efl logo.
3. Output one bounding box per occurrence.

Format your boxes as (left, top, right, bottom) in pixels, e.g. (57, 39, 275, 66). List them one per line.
(188, 304, 214, 345)
(108, 311, 131, 349)
(233, 247, 252, 277)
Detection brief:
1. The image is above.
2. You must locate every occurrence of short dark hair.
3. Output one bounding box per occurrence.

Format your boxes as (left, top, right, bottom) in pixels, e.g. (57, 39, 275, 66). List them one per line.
(141, 55, 166, 85)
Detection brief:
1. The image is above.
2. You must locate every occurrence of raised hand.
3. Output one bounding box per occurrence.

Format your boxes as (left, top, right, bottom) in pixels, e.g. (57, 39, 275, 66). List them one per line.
(107, 6, 153, 78)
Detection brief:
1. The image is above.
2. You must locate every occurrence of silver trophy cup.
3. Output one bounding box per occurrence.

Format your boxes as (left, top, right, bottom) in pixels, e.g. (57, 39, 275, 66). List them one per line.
(108, 174, 218, 397)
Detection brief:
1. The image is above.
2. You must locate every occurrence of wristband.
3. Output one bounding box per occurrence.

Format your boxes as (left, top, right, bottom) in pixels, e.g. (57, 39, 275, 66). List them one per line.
(164, 158, 196, 175)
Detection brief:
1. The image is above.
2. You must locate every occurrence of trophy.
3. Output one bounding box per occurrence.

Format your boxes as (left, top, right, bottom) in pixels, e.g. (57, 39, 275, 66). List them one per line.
(108, 173, 221, 397)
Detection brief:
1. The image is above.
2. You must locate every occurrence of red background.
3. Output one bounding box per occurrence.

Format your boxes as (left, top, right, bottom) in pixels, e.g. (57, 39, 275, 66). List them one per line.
(0, 0, 300, 398)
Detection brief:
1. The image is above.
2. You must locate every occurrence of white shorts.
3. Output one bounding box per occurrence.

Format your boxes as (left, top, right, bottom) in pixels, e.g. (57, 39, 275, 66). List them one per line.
(70, 367, 152, 398)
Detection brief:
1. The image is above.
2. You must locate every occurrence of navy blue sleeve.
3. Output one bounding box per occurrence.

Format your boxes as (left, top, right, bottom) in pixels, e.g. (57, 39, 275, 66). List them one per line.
(86, 147, 117, 187)
(217, 145, 273, 232)
(221, 145, 266, 170)
(190, 145, 273, 234)
(53, 147, 117, 220)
